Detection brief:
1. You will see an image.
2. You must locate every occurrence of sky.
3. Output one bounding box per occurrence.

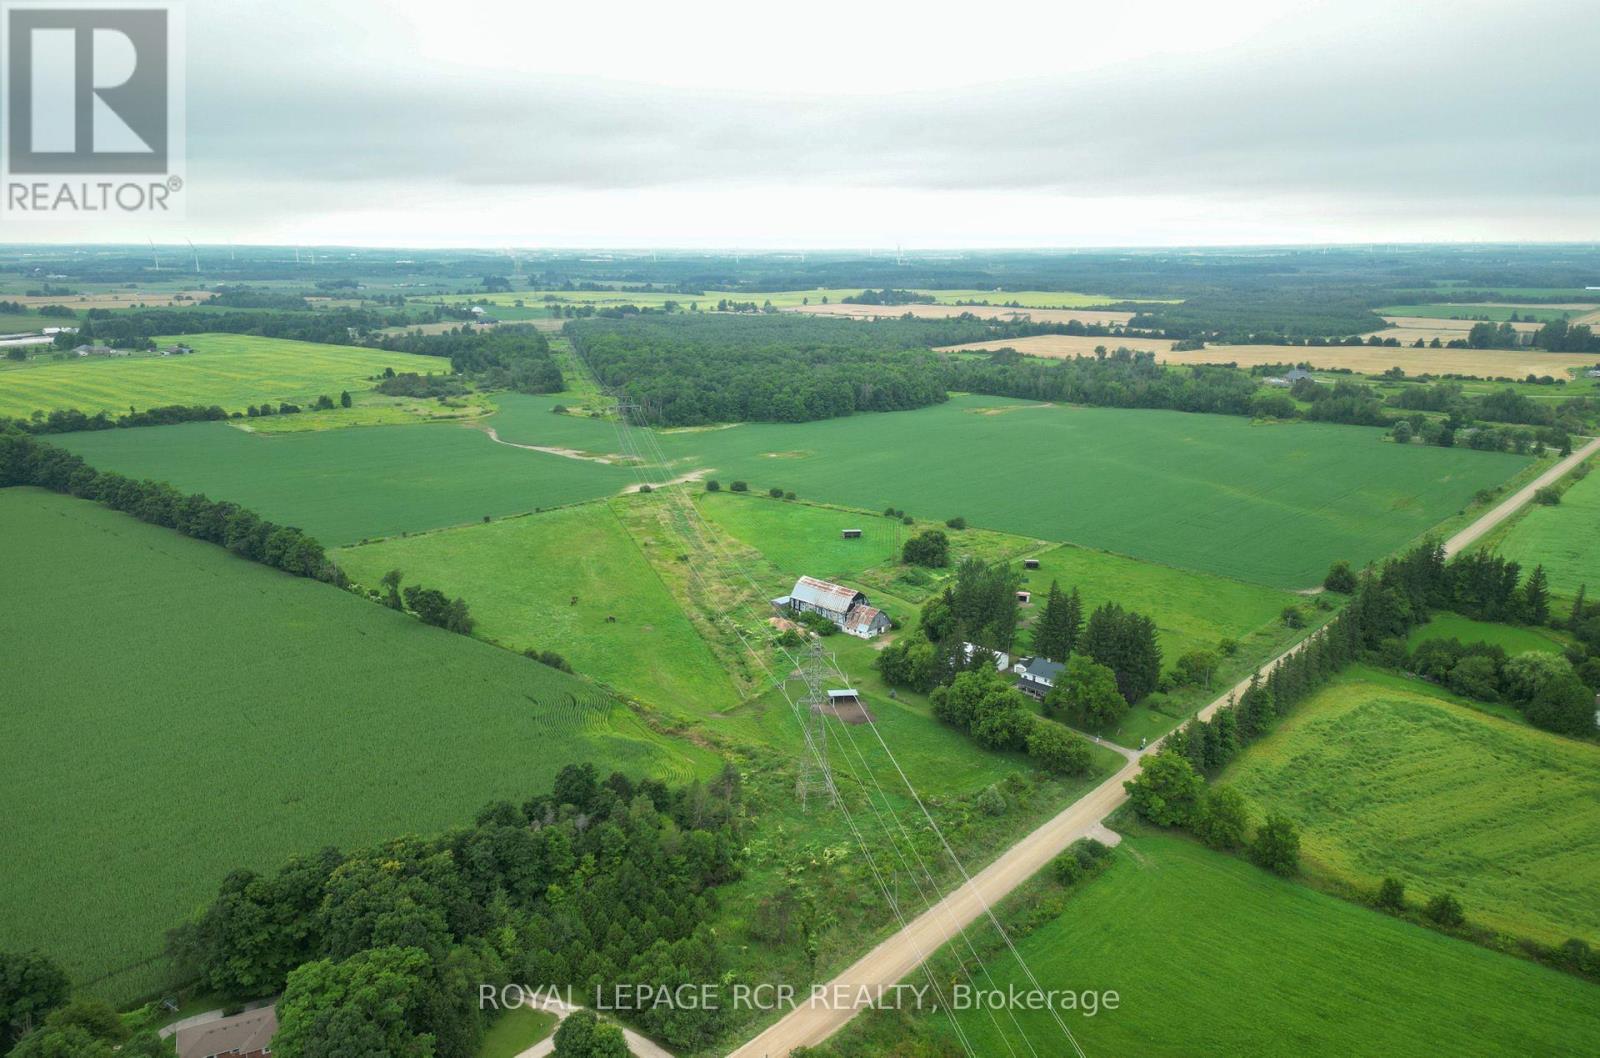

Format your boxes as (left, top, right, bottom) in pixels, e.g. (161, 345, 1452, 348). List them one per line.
(8, 0, 1599, 247)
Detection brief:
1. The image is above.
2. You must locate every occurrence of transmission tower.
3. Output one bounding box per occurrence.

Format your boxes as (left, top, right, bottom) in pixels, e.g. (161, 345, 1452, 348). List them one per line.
(793, 638, 840, 812)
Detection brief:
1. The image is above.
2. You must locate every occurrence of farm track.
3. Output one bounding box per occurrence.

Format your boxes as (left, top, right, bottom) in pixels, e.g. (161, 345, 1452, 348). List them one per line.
(724, 435, 1600, 1058)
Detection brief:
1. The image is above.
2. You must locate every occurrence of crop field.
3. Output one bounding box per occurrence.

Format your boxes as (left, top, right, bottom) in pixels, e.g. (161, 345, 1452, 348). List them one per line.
(333, 501, 740, 711)
(1404, 611, 1568, 654)
(1222, 667, 1600, 947)
(53, 395, 1527, 587)
(0, 488, 717, 1003)
(53, 419, 640, 545)
(1485, 464, 1600, 599)
(0, 332, 442, 418)
(843, 832, 1600, 1057)
(936, 333, 1594, 379)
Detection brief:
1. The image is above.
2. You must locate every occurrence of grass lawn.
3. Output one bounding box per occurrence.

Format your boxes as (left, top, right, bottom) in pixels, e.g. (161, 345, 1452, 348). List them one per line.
(54, 419, 640, 546)
(1222, 666, 1600, 947)
(1404, 611, 1569, 654)
(478, 1006, 558, 1058)
(1486, 464, 1600, 600)
(838, 831, 1600, 1057)
(0, 332, 443, 418)
(0, 488, 718, 1003)
(334, 500, 740, 712)
(489, 395, 1528, 589)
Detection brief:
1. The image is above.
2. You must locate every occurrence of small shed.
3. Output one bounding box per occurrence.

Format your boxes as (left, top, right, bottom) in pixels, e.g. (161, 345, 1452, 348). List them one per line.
(827, 688, 861, 706)
(1023, 558, 1040, 570)
(1016, 590, 1032, 604)
(841, 528, 863, 539)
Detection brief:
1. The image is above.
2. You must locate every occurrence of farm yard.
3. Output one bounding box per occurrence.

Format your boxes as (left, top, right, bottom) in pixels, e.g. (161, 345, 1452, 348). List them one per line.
(834, 832, 1600, 1057)
(0, 332, 441, 419)
(0, 488, 717, 1004)
(1222, 667, 1600, 948)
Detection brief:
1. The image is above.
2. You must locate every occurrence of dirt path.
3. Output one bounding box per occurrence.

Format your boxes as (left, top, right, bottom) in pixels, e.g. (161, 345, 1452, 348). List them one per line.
(725, 437, 1599, 1058)
(482, 425, 624, 464)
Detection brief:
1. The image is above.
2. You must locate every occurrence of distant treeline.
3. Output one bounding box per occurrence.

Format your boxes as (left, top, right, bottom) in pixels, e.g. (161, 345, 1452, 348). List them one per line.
(840, 288, 936, 305)
(367, 326, 563, 393)
(3, 404, 232, 434)
(65, 306, 410, 346)
(945, 346, 1260, 415)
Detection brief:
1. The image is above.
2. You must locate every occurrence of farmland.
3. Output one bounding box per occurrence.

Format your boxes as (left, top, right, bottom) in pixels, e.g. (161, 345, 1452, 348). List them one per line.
(54, 394, 1530, 587)
(0, 332, 443, 418)
(333, 501, 741, 711)
(53, 419, 640, 545)
(1485, 464, 1600, 599)
(1404, 611, 1569, 654)
(832, 831, 1600, 1057)
(1223, 667, 1600, 947)
(0, 488, 717, 1003)
(1374, 303, 1595, 323)
(937, 332, 1595, 379)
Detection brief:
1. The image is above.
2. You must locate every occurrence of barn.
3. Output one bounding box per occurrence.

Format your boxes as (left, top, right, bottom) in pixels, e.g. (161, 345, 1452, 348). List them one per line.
(775, 576, 891, 638)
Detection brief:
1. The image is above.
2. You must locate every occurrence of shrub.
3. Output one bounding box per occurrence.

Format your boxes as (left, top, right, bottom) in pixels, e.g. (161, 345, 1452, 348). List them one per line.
(730, 481, 748, 492)
(902, 529, 950, 568)
(1376, 876, 1406, 912)
(1194, 785, 1250, 851)
(1281, 605, 1306, 629)
(768, 487, 783, 498)
(784, 491, 796, 500)
(1534, 486, 1562, 506)
(705, 479, 721, 492)
(1425, 892, 1466, 927)
(1250, 813, 1300, 876)
(1026, 719, 1093, 776)
(1323, 560, 1358, 594)
(945, 516, 967, 530)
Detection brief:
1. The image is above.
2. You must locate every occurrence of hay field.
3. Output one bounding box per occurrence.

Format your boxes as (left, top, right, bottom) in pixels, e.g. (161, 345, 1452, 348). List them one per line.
(936, 333, 1593, 378)
(0, 488, 716, 1002)
(1224, 666, 1600, 947)
(0, 332, 444, 418)
(1, 288, 214, 309)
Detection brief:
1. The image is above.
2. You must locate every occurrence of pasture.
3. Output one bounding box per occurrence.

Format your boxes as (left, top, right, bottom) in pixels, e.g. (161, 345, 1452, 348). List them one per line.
(54, 419, 640, 545)
(0, 488, 717, 1003)
(333, 501, 741, 712)
(936, 333, 1593, 379)
(844, 832, 1600, 1057)
(0, 332, 442, 418)
(1223, 667, 1600, 947)
(1486, 464, 1600, 598)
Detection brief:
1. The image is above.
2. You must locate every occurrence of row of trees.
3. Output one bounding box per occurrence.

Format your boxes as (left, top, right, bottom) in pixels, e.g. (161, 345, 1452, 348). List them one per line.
(1408, 635, 1596, 736)
(1, 427, 337, 581)
(930, 668, 1095, 775)
(169, 765, 744, 1057)
(367, 326, 565, 394)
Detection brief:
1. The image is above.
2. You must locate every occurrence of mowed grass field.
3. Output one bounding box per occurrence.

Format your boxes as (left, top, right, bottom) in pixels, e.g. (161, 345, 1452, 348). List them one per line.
(0, 332, 444, 418)
(55, 420, 640, 545)
(1223, 667, 1600, 947)
(0, 488, 717, 1002)
(1487, 464, 1600, 599)
(334, 501, 740, 711)
(876, 832, 1600, 1057)
(1404, 611, 1569, 654)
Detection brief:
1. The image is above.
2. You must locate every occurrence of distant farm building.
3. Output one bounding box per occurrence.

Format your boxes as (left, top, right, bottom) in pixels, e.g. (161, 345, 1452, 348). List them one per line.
(1017, 657, 1065, 701)
(775, 575, 891, 638)
(963, 642, 1011, 671)
(72, 344, 119, 357)
(1023, 558, 1040, 570)
(841, 528, 863, 539)
(1016, 590, 1032, 604)
(1588, 368, 1600, 378)
(176, 1006, 277, 1058)
(1284, 367, 1316, 383)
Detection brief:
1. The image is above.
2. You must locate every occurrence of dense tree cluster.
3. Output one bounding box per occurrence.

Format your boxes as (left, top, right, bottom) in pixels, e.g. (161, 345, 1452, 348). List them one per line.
(944, 348, 1260, 416)
(839, 289, 935, 306)
(900, 529, 949, 567)
(565, 315, 947, 425)
(63, 306, 410, 347)
(169, 765, 744, 1057)
(368, 327, 564, 394)
(930, 669, 1094, 775)
(2, 404, 230, 435)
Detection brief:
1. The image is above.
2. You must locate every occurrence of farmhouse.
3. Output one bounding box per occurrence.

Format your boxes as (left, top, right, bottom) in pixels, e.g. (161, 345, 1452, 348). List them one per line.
(72, 343, 118, 357)
(176, 1006, 277, 1058)
(775, 575, 891, 638)
(1017, 656, 1065, 701)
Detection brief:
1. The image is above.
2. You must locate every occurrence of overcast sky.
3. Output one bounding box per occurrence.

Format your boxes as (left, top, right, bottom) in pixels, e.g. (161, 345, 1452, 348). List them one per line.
(14, 0, 1600, 247)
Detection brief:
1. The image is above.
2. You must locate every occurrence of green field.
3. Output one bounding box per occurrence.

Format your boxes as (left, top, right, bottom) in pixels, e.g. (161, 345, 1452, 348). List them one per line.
(1223, 667, 1600, 947)
(478, 395, 1535, 589)
(1404, 611, 1568, 654)
(1487, 464, 1600, 598)
(55, 419, 640, 545)
(0, 332, 445, 418)
(846, 831, 1600, 1057)
(0, 488, 716, 1002)
(334, 501, 740, 711)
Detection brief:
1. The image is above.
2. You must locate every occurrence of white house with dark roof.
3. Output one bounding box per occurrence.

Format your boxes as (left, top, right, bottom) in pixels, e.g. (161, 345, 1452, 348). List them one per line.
(1017, 656, 1065, 701)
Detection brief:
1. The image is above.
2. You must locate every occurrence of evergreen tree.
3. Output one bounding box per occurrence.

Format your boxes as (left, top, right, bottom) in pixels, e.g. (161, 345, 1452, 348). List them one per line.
(1571, 584, 1588, 629)
(1033, 581, 1072, 661)
(1524, 565, 1550, 625)
(1063, 587, 1084, 656)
